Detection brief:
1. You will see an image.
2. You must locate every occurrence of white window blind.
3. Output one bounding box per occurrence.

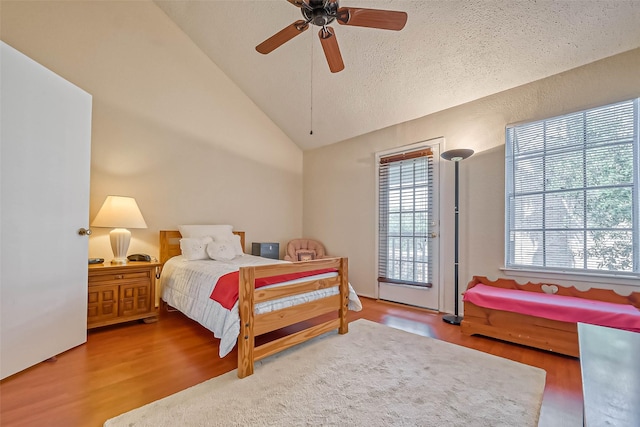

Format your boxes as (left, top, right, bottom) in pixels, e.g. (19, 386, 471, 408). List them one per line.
(505, 98, 639, 275)
(378, 148, 434, 287)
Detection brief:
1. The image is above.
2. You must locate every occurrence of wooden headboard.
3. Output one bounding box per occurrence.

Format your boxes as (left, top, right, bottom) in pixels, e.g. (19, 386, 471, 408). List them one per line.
(159, 230, 246, 265)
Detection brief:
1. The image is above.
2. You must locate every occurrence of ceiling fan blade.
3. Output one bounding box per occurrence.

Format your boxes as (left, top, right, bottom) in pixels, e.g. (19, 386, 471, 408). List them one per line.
(256, 20, 309, 54)
(336, 7, 407, 31)
(286, 0, 305, 7)
(318, 26, 344, 73)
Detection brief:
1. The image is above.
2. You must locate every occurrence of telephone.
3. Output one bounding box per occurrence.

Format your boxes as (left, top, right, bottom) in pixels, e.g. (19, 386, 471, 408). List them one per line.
(127, 253, 151, 262)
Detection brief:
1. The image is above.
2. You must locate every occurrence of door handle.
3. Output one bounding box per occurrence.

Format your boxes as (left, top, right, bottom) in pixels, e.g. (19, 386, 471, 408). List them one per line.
(78, 228, 92, 236)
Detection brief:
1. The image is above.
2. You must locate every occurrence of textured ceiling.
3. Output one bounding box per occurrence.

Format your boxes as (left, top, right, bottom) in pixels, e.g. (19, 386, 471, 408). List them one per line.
(154, 0, 640, 151)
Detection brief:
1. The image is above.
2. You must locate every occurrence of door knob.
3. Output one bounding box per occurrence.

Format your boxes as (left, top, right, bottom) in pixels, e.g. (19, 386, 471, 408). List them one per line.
(78, 228, 92, 236)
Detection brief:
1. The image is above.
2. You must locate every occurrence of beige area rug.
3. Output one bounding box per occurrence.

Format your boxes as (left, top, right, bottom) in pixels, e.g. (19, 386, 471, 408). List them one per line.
(104, 319, 546, 426)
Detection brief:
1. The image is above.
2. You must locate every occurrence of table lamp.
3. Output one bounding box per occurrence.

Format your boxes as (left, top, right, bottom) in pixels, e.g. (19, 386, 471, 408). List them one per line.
(91, 195, 147, 265)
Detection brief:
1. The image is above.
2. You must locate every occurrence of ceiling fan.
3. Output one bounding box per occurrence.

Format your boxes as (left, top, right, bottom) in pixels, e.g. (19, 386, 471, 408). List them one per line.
(256, 0, 408, 73)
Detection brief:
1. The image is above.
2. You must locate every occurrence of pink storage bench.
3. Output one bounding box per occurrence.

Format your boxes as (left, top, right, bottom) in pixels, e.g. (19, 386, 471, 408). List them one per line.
(461, 276, 640, 357)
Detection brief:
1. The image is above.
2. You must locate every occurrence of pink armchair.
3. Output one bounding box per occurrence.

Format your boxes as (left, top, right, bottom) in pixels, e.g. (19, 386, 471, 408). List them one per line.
(284, 238, 327, 262)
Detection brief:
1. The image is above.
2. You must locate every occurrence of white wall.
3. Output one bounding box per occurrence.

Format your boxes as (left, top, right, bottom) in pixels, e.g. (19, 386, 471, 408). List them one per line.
(304, 48, 640, 312)
(1, 0, 303, 260)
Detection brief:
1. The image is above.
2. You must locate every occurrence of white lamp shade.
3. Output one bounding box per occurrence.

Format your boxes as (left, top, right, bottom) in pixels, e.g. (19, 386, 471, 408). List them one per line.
(91, 196, 147, 264)
(91, 196, 147, 229)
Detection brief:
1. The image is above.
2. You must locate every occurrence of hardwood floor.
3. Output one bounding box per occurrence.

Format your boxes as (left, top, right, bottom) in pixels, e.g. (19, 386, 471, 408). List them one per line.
(0, 297, 582, 427)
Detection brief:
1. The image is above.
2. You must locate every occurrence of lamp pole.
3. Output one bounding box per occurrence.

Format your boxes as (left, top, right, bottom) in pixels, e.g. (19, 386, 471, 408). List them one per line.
(441, 149, 474, 325)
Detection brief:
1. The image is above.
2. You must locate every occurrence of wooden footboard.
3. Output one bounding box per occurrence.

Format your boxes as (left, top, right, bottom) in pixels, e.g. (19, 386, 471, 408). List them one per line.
(237, 257, 349, 378)
(461, 276, 640, 357)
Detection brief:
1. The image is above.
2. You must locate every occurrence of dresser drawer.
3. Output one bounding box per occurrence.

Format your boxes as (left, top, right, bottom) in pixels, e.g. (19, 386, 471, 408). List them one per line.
(88, 270, 150, 284)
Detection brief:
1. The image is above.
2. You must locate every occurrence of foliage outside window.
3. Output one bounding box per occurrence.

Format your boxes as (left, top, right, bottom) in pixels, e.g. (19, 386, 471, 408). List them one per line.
(505, 99, 639, 276)
(378, 148, 434, 287)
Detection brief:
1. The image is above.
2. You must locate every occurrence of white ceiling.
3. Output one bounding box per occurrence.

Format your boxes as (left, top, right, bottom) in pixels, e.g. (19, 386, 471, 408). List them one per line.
(155, 0, 640, 151)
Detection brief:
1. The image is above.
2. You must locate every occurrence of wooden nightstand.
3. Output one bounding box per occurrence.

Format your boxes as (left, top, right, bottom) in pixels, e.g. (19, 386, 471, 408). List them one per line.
(87, 261, 161, 329)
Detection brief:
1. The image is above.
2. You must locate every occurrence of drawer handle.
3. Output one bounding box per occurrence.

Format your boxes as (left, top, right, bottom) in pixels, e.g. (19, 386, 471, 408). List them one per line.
(115, 274, 124, 279)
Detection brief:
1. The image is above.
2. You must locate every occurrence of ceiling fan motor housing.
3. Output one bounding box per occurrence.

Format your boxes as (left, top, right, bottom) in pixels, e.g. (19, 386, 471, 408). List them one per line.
(302, 0, 339, 27)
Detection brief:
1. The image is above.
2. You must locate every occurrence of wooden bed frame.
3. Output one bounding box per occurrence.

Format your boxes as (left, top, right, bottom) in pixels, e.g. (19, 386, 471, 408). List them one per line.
(159, 230, 349, 378)
(461, 276, 640, 357)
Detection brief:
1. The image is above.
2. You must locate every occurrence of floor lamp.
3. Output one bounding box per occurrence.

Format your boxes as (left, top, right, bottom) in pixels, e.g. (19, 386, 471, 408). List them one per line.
(441, 148, 474, 325)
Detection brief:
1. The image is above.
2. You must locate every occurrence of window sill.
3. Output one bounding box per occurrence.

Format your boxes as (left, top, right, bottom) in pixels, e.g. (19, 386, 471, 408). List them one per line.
(500, 267, 640, 287)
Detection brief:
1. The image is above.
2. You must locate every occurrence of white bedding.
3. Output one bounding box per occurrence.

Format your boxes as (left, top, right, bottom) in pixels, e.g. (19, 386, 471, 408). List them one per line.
(160, 254, 362, 357)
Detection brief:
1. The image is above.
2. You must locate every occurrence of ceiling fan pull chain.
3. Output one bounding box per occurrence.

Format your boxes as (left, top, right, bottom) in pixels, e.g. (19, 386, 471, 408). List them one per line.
(309, 30, 314, 135)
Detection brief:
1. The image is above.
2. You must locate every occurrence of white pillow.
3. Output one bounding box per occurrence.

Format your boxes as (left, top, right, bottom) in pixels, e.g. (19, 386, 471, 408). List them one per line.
(229, 234, 244, 257)
(206, 240, 236, 261)
(211, 233, 244, 257)
(180, 236, 213, 261)
(179, 224, 233, 238)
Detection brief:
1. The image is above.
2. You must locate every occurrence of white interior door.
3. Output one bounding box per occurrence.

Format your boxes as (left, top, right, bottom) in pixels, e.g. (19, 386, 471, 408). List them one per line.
(1, 42, 92, 379)
(376, 140, 441, 310)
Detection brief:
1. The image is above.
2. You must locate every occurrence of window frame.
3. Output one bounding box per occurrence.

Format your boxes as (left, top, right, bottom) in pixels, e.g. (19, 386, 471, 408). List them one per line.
(504, 98, 640, 280)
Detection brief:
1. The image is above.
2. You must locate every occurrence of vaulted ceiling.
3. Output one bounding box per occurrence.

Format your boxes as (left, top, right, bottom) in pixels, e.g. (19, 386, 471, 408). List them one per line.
(155, 0, 640, 151)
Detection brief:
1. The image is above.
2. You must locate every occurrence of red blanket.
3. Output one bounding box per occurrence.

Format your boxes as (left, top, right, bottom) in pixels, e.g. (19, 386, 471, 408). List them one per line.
(464, 283, 640, 333)
(210, 268, 337, 309)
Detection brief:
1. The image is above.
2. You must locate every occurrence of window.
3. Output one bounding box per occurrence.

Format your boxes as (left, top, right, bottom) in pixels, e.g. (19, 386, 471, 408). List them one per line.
(378, 148, 434, 287)
(505, 99, 639, 275)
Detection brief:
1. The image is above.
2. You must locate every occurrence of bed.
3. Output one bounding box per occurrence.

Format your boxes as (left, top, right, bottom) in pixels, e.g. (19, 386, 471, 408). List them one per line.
(158, 229, 362, 378)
